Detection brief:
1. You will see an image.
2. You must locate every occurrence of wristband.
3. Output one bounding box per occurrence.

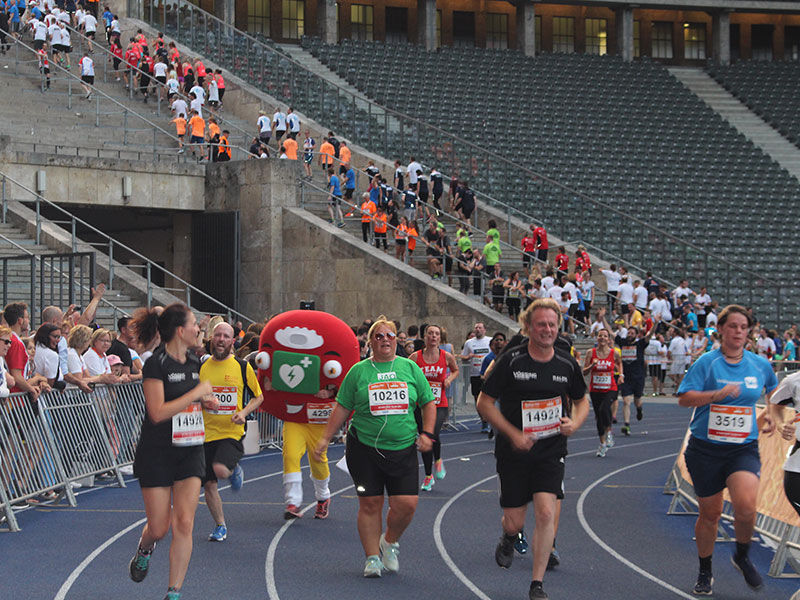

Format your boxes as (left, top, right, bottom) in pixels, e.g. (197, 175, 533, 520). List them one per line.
(421, 431, 437, 442)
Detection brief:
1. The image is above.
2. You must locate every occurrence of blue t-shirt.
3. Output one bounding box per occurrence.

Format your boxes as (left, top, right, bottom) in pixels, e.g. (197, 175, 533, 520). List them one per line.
(8, 5, 20, 23)
(103, 10, 113, 26)
(784, 340, 796, 361)
(31, 5, 42, 19)
(369, 186, 380, 205)
(345, 168, 356, 190)
(684, 312, 698, 332)
(328, 175, 341, 197)
(479, 351, 496, 376)
(678, 349, 777, 444)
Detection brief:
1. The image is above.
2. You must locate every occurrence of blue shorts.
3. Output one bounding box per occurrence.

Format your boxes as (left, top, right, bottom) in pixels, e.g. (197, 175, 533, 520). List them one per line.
(190, 135, 204, 144)
(684, 436, 760, 498)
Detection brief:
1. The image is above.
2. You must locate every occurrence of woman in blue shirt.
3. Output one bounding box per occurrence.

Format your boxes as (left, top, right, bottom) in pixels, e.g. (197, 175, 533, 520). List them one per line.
(678, 305, 777, 596)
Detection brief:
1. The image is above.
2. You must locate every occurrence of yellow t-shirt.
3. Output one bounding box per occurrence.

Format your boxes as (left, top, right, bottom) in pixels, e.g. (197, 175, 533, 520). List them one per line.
(199, 355, 262, 442)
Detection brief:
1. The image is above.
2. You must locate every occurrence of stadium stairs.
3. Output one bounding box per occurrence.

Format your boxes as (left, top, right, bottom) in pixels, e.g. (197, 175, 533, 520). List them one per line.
(669, 67, 800, 182)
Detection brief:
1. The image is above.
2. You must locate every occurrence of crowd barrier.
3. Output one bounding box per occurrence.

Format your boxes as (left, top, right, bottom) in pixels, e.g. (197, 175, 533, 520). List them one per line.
(664, 406, 800, 578)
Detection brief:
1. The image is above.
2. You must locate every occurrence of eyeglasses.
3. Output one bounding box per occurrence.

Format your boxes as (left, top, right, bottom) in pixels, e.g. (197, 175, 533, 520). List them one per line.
(374, 332, 396, 341)
(0, 339, 11, 345)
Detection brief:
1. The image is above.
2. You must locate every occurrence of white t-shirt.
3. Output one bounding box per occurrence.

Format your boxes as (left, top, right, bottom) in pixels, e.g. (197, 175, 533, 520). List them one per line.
(59, 27, 70, 46)
(167, 78, 180, 95)
(75, 9, 85, 26)
(757, 337, 776, 357)
(287, 112, 300, 132)
(602, 269, 621, 292)
(49, 23, 62, 46)
(80, 56, 94, 76)
(768, 372, 800, 473)
(257, 115, 270, 133)
(171, 98, 187, 119)
(706, 311, 718, 327)
(461, 336, 491, 377)
(590, 321, 605, 336)
(407, 161, 422, 184)
(190, 97, 203, 118)
(83, 348, 111, 376)
(57, 12, 70, 25)
(649, 297, 672, 321)
(190, 85, 205, 104)
(273, 111, 287, 130)
(110, 18, 121, 33)
(83, 13, 97, 32)
(548, 285, 564, 302)
(207, 78, 219, 102)
(668, 337, 688, 360)
(153, 61, 168, 78)
(562, 281, 578, 304)
(33, 344, 61, 380)
(541, 276, 554, 291)
(618, 282, 634, 305)
(672, 285, 693, 304)
(581, 280, 595, 302)
(0, 356, 9, 399)
(34, 20, 48, 40)
(67, 347, 86, 375)
(694, 293, 711, 315)
(633, 286, 648, 309)
(644, 339, 662, 365)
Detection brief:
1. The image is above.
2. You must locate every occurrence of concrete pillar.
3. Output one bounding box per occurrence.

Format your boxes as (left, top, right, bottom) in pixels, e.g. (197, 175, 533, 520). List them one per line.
(615, 6, 634, 62)
(215, 0, 236, 27)
(417, 0, 436, 51)
(318, 0, 337, 44)
(712, 12, 731, 64)
(516, 1, 536, 57)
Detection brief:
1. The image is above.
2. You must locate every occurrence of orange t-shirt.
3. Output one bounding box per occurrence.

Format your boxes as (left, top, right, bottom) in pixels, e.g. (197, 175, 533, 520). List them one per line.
(283, 138, 298, 160)
(360, 200, 376, 223)
(319, 141, 334, 165)
(172, 117, 186, 136)
(407, 226, 418, 251)
(395, 223, 408, 240)
(189, 115, 205, 138)
(339, 145, 351, 165)
(208, 122, 220, 138)
(374, 213, 387, 233)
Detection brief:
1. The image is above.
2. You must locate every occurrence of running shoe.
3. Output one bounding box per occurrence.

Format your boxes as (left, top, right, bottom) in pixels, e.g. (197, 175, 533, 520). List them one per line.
(314, 498, 330, 519)
(284, 504, 302, 520)
(379, 533, 400, 572)
(229, 464, 244, 492)
(547, 549, 561, 570)
(606, 432, 615, 448)
(637, 405, 644, 421)
(434, 459, 447, 480)
(529, 582, 549, 599)
(514, 530, 529, 554)
(208, 524, 227, 542)
(164, 590, 181, 600)
(596, 443, 607, 458)
(363, 555, 384, 578)
(495, 534, 515, 568)
(612, 417, 618, 424)
(731, 552, 763, 590)
(421, 475, 434, 491)
(337, 222, 345, 228)
(128, 544, 154, 582)
(480, 424, 491, 434)
(692, 569, 713, 595)
(621, 424, 631, 436)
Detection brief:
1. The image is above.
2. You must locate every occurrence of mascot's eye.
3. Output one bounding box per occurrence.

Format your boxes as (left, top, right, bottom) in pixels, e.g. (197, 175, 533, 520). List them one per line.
(255, 351, 271, 370)
(322, 360, 342, 378)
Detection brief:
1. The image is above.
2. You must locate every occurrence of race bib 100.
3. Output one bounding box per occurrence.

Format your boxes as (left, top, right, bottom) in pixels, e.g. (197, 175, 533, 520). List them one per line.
(522, 397, 562, 440)
(707, 404, 753, 443)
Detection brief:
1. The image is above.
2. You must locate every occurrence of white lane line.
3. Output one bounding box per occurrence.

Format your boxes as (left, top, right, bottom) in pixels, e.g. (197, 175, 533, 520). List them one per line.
(264, 447, 495, 600)
(433, 436, 685, 600)
(576, 452, 695, 600)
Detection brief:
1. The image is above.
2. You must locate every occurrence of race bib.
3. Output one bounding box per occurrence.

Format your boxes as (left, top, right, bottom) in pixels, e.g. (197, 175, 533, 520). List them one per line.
(172, 401, 205, 447)
(368, 381, 409, 416)
(621, 347, 637, 360)
(592, 374, 612, 388)
(307, 402, 334, 425)
(209, 385, 237, 415)
(430, 382, 443, 405)
(707, 404, 753, 443)
(521, 397, 562, 440)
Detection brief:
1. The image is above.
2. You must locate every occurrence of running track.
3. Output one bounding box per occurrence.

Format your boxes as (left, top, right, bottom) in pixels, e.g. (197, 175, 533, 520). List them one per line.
(2, 401, 797, 600)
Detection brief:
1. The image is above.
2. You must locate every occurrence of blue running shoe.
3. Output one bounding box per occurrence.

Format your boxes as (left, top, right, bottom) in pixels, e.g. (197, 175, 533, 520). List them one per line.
(514, 530, 529, 555)
(229, 464, 243, 492)
(434, 459, 447, 480)
(208, 524, 227, 542)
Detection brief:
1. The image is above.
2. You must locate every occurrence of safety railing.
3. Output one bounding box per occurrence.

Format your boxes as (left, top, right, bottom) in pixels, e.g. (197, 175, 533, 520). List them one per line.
(0, 171, 256, 325)
(129, 0, 789, 326)
(5, 140, 202, 162)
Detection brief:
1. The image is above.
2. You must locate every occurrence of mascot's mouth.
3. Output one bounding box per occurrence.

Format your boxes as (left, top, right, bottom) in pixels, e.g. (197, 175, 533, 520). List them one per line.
(286, 404, 304, 414)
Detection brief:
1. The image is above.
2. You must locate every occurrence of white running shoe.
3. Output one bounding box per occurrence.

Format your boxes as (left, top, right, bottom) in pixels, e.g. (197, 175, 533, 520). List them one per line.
(379, 533, 400, 572)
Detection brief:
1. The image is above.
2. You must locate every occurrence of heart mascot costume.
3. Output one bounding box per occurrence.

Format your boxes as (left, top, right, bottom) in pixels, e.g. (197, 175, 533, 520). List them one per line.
(255, 310, 359, 518)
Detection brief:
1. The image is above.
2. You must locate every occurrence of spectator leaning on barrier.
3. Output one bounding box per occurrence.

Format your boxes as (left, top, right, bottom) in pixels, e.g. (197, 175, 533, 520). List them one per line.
(3, 302, 50, 399)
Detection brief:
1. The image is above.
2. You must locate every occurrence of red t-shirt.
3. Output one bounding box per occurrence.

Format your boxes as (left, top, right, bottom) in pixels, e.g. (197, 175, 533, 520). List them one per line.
(413, 349, 449, 408)
(7, 333, 28, 393)
(588, 347, 617, 393)
(533, 226, 548, 250)
(581, 250, 591, 270)
(555, 253, 569, 271)
(521, 234, 536, 253)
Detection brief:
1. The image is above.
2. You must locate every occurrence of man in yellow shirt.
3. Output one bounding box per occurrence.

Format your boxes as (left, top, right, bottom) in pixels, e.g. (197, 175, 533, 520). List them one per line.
(200, 322, 263, 542)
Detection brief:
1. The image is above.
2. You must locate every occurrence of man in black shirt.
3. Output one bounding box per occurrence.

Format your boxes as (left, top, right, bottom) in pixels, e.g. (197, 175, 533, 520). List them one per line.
(478, 298, 588, 600)
(108, 316, 142, 380)
(614, 321, 656, 436)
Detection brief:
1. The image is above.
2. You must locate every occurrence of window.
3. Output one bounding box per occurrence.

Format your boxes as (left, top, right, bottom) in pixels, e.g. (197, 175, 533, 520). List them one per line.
(535, 15, 541, 53)
(552, 17, 574, 53)
(652, 21, 673, 59)
(282, 0, 304, 39)
(453, 11, 475, 47)
(247, 0, 270, 35)
(752, 24, 774, 61)
(585, 18, 607, 55)
(350, 4, 373, 41)
(683, 23, 706, 60)
(785, 26, 800, 60)
(486, 13, 508, 49)
(436, 9, 441, 48)
(385, 6, 408, 43)
(634, 20, 640, 57)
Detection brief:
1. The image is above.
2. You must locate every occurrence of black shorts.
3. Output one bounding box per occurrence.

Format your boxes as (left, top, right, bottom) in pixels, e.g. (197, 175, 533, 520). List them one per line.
(522, 253, 534, 267)
(218, 88, 225, 100)
(155, 75, 166, 85)
(81, 75, 94, 85)
(497, 455, 565, 508)
(470, 375, 483, 400)
(259, 132, 271, 144)
(684, 436, 760, 498)
(620, 304, 630, 315)
(784, 469, 800, 518)
(536, 249, 548, 263)
(328, 195, 341, 207)
(346, 429, 418, 497)
(203, 437, 244, 483)
(344, 188, 354, 200)
(647, 364, 661, 378)
(87, 31, 96, 39)
(190, 135, 204, 144)
(133, 443, 205, 488)
(274, 129, 286, 141)
(112, 57, 121, 69)
(444, 256, 453, 272)
(461, 204, 474, 220)
(619, 374, 645, 398)
(34, 39, 44, 50)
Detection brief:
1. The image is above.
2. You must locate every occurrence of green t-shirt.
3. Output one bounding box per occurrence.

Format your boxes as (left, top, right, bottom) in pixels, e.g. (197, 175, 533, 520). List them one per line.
(484, 240, 502, 266)
(336, 357, 435, 450)
(486, 227, 500, 242)
(457, 235, 472, 252)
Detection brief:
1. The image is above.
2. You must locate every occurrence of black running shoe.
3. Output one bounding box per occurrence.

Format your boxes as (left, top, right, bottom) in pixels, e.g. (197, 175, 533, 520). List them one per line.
(514, 530, 528, 554)
(495, 535, 515, 569)
(621, 425, 631, 436)
(692, 569, 713, 595)
(731, 553, 763, 590)
(547, 549, 561, 570)
(129, 545, 154, 583)
(636, 406, 643, 421)
(529, 582, 549, 600)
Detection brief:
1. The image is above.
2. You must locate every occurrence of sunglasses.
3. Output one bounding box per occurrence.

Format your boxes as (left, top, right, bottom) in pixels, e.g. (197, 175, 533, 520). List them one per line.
(374, 332, 396, 341)
(0, 339, 11, 345)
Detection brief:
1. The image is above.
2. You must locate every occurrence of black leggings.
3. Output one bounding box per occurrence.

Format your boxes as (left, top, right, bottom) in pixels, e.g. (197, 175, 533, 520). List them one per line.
(506, 297, 521, 319)
(415, 406, 448, 476)
(590, 391, 615, 438)
(785, 468, 800, 518)
(361, 221, 370, 242)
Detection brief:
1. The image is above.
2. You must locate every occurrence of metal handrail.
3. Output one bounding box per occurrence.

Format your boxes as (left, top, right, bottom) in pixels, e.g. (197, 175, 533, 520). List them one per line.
(4, 140, 202, 160)
(0, 172, 256, 324)
(0, 233, 130, 321)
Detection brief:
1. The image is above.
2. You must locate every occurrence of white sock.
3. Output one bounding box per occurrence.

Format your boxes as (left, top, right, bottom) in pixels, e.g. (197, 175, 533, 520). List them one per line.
(312, 475, 330, 502)
(283, 472, 303, 506)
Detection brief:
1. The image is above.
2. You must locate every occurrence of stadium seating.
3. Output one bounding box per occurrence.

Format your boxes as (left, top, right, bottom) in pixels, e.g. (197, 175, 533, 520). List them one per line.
(707, 60, 800, 147)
